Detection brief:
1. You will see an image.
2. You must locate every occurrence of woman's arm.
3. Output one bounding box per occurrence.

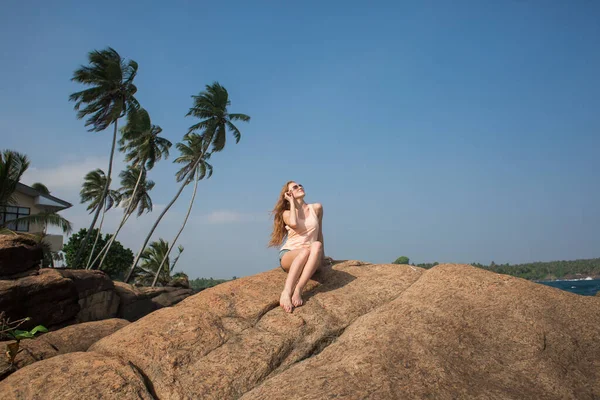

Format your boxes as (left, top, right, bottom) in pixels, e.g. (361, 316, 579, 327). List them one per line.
(283, 193, 298, 228)
(315, 203, 325, 256)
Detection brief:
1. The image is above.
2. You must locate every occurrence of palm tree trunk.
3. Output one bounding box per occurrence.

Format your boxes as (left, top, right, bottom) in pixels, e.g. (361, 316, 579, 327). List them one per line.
(72, 119, 119, 268)
(85, 206, 106, 269)
(124, 158, 201, 283)
(96, 166, 144, 271)
(170, 250, 183, 273)
(151, 170, 198, 287)
(89, 211, 132, 269)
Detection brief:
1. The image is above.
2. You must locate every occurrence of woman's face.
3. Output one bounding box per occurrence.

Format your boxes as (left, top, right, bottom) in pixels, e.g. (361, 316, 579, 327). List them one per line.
(287, 182, 305, 199)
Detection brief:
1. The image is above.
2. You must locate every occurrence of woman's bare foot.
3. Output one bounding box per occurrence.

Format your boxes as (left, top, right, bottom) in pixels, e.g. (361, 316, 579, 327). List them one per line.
(292, 289, 303, 307)
(280, 290, 293, 313)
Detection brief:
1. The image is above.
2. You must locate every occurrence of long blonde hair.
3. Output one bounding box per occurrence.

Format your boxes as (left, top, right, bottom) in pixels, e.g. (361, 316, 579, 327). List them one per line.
(268, 180, 295, 247)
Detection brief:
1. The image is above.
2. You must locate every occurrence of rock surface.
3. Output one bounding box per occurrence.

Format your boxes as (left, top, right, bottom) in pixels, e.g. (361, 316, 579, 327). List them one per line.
(114, 281, 194, 321)
(0, 318, 129, 379)
(0, 236, 42, 278)
(0, 352, 153, 400)
(0, 269, 80, 330)
(1, 261, 599, 400)
(0, 267, 193, 331)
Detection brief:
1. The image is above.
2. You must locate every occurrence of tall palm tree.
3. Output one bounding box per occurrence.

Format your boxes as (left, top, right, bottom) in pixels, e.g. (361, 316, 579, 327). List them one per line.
(0, 150, 71, 234)
(69, 47, 140, 268)
(91, 108, 170, 269)
(93, 165, 154, 271)
(79, 169, 121, 269)
(125, 133, 212, 283)
(186, 82, 251, 153)
(125, 82, 249, 283)
(151, 135, 212, 287)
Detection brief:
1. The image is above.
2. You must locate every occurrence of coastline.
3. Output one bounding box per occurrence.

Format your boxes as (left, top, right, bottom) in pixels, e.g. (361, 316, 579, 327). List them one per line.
(534, 275, 600, 283)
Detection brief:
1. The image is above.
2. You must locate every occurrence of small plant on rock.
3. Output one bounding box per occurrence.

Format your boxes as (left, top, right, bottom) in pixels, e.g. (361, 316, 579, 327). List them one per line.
(0, 312, 48, 367)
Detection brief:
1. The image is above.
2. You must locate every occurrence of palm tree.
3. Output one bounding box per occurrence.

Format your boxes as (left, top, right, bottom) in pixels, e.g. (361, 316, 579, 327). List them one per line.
(79, 169, 121, 269)
(0, 150, 29, 206)
(93, 165, 154, 271)
(134, 239, 175, 286)
(69, 47, 140, 268)
(170, 245, 184, 273)
(0, 150, 71, 234)
(31, 183, 53, 235)
(186, 82, 251, 153)
(124, 134, 212, 283)
(125, 82, 249, 283)
(151, 135, 212, 287)
(91, 108, 170, 269)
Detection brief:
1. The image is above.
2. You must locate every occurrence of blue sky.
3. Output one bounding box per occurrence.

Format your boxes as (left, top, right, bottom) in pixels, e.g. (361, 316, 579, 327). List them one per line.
(1, 0, 598, 279)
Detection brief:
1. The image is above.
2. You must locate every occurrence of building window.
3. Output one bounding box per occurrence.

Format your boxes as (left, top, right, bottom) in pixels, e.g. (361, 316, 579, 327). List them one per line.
(0, 205, 30, 232)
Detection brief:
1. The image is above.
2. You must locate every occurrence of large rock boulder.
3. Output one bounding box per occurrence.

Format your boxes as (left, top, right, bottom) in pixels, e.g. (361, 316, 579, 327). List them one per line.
(1, 262, 599, 399)
(0, 268, 120, 330)
(58, 269, 119, 322)
(0, 352, 154, 399)
(0, 318, 129, 380)
(0, 236, 42, 278)
(167, 275, 190, 288)
(113, 282, 194, 321)
(0, 269, 79, 330)
(243, 264, 600, 399)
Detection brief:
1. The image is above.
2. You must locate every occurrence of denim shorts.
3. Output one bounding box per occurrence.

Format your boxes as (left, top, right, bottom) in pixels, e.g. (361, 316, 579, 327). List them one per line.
(278, 249, 291, 266)
(279, 249, 291, 272)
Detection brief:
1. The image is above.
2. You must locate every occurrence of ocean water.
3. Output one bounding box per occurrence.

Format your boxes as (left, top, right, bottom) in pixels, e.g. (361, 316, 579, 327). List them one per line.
(538, 279, 600, 296)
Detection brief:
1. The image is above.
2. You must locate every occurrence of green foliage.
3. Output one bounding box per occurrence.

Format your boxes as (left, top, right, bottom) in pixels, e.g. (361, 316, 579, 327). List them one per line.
(416, 258, 600, 280)
(172, 272, 188, 279)
(415, 262, 439, 269)
(119, 107, 172, 170)
(12, 325, 48, 340)
(479, 258, 600, 280)
(186, 82, 251, 153)
(118, 166, 154, 217)
(69, 47, 140, 132)
(0, 150, 72, 233)
(392, 256, 410, 265)
(189, 277, 231, 292)
(1, 312, 48, 367)
(31, 182, 50, 195)
(0, 150, 29, 206)
(80, 169, 121, 213)
(63, 228, 134, 280)
(135, 238, 172, 286)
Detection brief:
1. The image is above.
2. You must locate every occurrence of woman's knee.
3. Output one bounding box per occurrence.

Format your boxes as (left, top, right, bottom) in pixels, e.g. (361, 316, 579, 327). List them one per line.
(299, 248, 311, 259)
(310, 241, 322, 252)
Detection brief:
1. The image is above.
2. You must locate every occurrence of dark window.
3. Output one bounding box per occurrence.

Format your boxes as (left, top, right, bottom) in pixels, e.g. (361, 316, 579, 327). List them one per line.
(0, 205, 30, 232)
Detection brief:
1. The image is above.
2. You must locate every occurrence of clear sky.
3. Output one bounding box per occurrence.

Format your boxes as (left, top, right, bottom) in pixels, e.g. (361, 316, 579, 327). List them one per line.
(1, 0, 598, 279)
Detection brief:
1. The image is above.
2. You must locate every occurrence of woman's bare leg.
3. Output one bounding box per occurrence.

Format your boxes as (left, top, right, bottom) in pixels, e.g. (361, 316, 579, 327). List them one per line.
(279, 249, 310, 313)
(292, 241, 322, 307)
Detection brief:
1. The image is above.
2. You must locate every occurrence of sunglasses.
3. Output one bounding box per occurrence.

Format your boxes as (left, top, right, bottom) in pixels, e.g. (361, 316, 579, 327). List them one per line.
(290, 184, 303, 191)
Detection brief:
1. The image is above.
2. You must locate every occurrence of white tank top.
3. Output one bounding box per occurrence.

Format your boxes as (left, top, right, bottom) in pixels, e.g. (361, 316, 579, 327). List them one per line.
(281, 204, 320, 251)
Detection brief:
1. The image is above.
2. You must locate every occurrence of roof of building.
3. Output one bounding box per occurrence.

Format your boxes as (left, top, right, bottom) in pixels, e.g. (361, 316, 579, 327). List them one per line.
(16, 182, 73, 210)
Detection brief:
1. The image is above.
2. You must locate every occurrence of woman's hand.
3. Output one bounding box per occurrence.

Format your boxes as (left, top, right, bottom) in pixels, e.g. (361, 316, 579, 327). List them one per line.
(284, 191, 295, 204)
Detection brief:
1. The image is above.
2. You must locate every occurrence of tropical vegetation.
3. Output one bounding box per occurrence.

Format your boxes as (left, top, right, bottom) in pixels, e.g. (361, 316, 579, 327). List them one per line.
(0, 150, 72, 234)
(63, 228, 134, 280)
(133, 239, 184, 286)
(395, 256, 600, 281)
(124, 82, 250, 283)
(69, 47, 140, 269)
(2, 46, 251, 287)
